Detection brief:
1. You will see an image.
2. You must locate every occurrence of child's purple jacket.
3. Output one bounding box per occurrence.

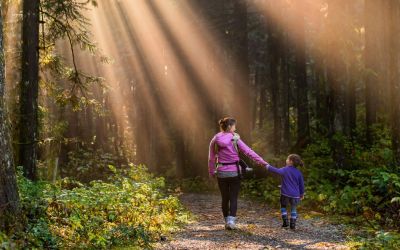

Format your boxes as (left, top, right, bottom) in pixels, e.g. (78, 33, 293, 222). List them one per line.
(266, 164, 305, 198)
(208, 132, 268, 176)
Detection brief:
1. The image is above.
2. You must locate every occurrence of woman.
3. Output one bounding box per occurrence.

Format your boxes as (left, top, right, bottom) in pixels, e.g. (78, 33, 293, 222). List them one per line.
(208, 117, 268, 229)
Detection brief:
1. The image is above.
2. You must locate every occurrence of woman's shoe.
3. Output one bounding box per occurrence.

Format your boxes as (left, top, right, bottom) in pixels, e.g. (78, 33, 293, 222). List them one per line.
(226, 216, 237, 230)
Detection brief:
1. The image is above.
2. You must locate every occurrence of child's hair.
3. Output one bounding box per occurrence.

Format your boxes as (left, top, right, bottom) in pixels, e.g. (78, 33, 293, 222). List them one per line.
(219, 117, 236, 131)
(288, 154, 304, 168)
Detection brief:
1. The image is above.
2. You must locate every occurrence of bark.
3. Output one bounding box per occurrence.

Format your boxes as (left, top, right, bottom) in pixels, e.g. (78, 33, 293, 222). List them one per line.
(342, 0, 356, 138)
(294, 2, 310, 148)
(258, 71, 267, 129)
(232, 0, 252, 142)
(19, 0, 40, 180)
(326, 0, 346, 136)
(364, 0, 380, 144)
(326, 0, 346, 169)
(0, 6, 20, 229)
(268, 24, 281, 154)
(345, 63, 356, 138)
(315, 60, 328, 133)
(388, 0, 400, 164)
(279, 5, 290, 151)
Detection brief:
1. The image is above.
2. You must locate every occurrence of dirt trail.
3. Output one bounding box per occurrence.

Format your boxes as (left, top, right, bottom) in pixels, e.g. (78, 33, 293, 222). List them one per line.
(156, 193, 349, 250)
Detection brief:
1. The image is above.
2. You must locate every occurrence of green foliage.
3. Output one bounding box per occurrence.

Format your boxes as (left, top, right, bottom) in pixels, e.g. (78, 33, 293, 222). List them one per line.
(301, 133, 400, 229)
(40, 0, 106, 110)
(1, 165, 188, 249)
(241, 178, 281, 205)
(62, 148, 121, 183)
(177, 177, 218, 193)
(352, 231, 400, 250)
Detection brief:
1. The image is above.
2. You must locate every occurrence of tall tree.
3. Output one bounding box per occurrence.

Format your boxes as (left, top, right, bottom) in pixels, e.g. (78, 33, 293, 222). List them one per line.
(388, 0, 400, 164)
(279, 3, 291, 151)
(364, 0, 380, 144)
(232, 0, 252, 142)
(343, 1, 357, 138)
(294, 2, 310, 148)
(326, 0, 345, 136)
(267, 20, 281, 154)
(326, 0, 347, 169)
(0, 4, 20, 229)
(19, 0, 40, 180)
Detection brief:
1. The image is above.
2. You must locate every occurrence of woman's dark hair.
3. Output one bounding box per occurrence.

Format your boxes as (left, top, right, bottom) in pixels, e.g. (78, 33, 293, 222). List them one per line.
(219, 117, 236, 131)
(288, 154, 304, 168)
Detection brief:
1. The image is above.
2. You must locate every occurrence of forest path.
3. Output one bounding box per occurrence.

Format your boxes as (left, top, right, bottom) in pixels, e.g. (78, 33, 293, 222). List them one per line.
(156, 193, 349, 250)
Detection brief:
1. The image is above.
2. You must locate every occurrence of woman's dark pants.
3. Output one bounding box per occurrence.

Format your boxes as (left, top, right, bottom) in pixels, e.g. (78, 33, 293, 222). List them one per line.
(217, 177, 241, 217)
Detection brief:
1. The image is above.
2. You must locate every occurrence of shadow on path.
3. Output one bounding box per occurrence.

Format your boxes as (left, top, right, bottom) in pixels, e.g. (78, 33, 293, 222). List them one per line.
(156, 193, 349, 250)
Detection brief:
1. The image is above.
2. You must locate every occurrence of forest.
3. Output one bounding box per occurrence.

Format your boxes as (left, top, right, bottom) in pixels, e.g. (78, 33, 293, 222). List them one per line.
(0, 0, 399, 249)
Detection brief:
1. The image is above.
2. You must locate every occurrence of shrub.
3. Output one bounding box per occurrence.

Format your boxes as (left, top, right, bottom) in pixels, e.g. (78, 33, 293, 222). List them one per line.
(1, 165, 188, 249)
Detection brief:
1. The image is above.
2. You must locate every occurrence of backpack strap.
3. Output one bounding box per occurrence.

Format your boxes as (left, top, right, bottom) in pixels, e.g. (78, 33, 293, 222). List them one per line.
(214, 141, 221, 171)
(232, 133, 240, 153)
(231, 133, 243, 177)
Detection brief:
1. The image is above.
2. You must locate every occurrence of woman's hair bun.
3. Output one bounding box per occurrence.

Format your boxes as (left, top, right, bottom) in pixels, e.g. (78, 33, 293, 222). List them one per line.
(219, 117, 236, 131)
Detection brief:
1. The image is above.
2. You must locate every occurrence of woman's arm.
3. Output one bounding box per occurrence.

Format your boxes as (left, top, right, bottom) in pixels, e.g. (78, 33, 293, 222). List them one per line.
(208, 136, 217, 176)
(237, 139, 268, 166)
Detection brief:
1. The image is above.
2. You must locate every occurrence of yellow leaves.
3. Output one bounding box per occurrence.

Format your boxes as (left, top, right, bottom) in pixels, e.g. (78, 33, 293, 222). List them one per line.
(318, 193, 327, 201)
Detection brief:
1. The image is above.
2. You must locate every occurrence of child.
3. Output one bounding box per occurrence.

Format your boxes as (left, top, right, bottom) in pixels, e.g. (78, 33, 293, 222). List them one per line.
(266, 154, 305, 230)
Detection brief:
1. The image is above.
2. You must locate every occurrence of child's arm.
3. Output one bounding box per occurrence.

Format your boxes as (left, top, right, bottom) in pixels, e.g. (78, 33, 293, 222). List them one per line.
(265, 164, 285, 175)
(208, 136, 217, 177)
(299, 173, 305, 199)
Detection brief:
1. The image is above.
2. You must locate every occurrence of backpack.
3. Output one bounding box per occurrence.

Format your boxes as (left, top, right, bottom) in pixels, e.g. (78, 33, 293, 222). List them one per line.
(214, 133, 253, 179)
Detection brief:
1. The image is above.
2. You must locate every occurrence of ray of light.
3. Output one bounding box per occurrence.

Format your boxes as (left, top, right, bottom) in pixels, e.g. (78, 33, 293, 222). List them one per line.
(250, 0, 362, 75)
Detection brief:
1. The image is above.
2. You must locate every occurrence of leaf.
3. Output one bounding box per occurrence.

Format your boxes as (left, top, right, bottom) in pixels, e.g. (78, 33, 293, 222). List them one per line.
(108, 165, 117, 173)
(391, 197, 400, 203)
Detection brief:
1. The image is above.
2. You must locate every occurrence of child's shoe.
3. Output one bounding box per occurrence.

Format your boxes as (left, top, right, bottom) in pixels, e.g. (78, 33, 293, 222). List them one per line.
(290, 218, 296, 230)
(282, 215, 289, 228)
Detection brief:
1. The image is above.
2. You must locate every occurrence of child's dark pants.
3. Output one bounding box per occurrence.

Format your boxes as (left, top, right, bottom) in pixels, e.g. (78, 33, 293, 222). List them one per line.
(280, 195, 300, 229)
(280, 195, 300, 216)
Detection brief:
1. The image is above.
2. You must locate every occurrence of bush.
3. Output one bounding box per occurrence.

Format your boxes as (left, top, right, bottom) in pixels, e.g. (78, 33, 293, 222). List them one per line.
(1, 165, 188, 249)
(301, 134, 400, 228)
(356, 231, 400, 249)
(61, 148, 122, 183)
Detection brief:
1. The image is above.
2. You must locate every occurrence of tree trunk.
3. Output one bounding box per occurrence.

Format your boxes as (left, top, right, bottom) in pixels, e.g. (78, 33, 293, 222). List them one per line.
(326, 0, 346, 136)
(364, 0, 380, 144)
(326, 0, 346, 169)
(315, 60, 328, 134)
(389, 0, 400, 165)
(294, 3, 310, 149)
(258, 71, 267, 129)
(268, 23, 281, 154)
(279, 5, 291, 151)
(0, 6, 20, 229)
(19, 0, 40, 180)
(345, 63, 356, 138)
(344, 1, 358, 140)
(232, 0, 251, 142)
